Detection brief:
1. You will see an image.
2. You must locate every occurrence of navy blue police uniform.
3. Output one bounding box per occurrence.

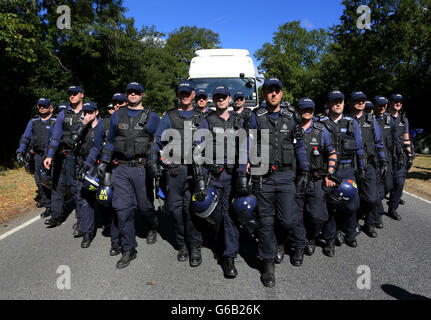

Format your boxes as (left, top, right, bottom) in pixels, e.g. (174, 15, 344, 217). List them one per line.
(17, 98, 56, 217)
(73, 102, 105, 247)
(156, 80, 204, 266)
(247, 78, 309, 287)
(44, 87, 85, 227)
(320, 91, 365, 254)
(294, 98, 337, 256)
(388, 94, 412, 220)
(99, 82, 160, 269)
(346, 91, 387, 237)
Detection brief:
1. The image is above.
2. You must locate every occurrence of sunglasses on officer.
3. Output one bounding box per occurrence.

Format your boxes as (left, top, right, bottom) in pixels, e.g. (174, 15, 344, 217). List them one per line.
(68, 92, 80, 97)
(213, 94, 228, 101)
(234, 97, 245, 101)
(195, 95, 207, 101)
(37, 105, 49, 109)
(112, 100, 123, 106)
(126, 89, 142, 96)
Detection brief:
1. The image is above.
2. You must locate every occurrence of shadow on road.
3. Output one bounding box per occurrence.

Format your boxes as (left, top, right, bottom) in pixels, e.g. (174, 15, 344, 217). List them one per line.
(381, 284, 430, 300)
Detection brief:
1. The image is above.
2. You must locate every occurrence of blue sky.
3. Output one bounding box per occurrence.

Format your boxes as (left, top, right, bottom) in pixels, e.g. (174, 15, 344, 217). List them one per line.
(123, 0, 345, 68)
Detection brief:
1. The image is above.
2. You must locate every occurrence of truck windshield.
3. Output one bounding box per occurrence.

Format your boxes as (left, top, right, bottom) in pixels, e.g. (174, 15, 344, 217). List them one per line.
(190, 78, 257, 104)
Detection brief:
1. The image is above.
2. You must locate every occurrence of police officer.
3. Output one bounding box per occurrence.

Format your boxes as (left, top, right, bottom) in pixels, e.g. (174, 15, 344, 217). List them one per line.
(193, 85, 246, 279)
(294, 98, 337, 256)
(321, 90, 364, 256)
(365, 100, 374, 114)
(347, 91, 387, 238)
(233, 91, 253, 129)
(247, 77, 309, 287)
(372, 95, 399, 228)
(195, 89, 210, 114)
(56, 103, 69, 116)
(97, 82, 160, 269)
(73, 102, 105, 248)
(156, 80, 204, 267)
(387, 94, 413, 220)
(43, 86, 85, 228)
(112, 93, 128, 110)
(17, 98, 56, 218)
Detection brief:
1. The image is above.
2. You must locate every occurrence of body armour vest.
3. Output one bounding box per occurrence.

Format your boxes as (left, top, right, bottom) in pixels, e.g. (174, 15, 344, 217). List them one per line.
(31, 116, 56, 152)
(236, 108, 253, 130)
(205, 111, 243, 164)
(376, 113, 394, 154)
(305, 121, 326, 174)
(354, 113, 377, 161)
(167, 108, 204, 162)
(113, 107, 152, 160)
(63, 109, 84, 142)
(254, 107, 295, 167)
(103, 117, 111, 137)
(76, 125, 96, 164)
(393, 113, 407, 144)
(322, 117, 356, 162)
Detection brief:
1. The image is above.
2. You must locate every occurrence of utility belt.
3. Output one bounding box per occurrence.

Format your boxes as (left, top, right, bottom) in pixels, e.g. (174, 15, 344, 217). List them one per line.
(32, 149, 44, 156)
(262, 163, 293, 177)
(205, 164, 235, 176)
(116, 157, 146, 167)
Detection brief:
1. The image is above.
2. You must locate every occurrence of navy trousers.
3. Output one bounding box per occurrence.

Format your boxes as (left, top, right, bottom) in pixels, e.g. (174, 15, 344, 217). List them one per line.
(51, 153, 80, 221)
(34, 153, 51, 210)
(112, 165, 157, 251)
(166, 165, 202, 249)
(253, 170, 307, 262)
(295, 178, 329, 239)
(389, 153, 408, 210)
(322, 167, 360, 241)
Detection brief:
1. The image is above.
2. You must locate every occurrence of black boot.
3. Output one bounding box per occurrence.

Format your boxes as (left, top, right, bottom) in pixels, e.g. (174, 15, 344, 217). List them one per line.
(146, 229, 157, 244)
(40, 209, 51, 218)
(260, 262, 275, 288)
(81, 232, 95, 248)
(220, 257, 238, 278)
(275, 244, 285, 264)
(116, 248, 137, 269)
(189, 247, 202, 267)
(177, 246, 188, 262)
(73, 228, 84, 238)
(305, 239, 316, 256)
(109, 242, 121, 256)
(290, 248, 304, 267)
(387, 207, 401, 221)
(345, 236, 358, 248)
(44, 217, 63, 227)
(323, 240, 335, 257)
(362, 224, 377, 238)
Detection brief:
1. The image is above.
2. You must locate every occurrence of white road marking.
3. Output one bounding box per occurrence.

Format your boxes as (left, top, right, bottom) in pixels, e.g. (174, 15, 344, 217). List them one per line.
(0, 215, 41, 241)
(404, 191, 431, 206)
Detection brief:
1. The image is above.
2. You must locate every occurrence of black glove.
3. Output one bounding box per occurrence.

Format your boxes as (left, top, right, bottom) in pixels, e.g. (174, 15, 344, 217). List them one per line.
(297, 171, 309, 193)
(236, 171, 251, 196)
(380, 160, 388, 178)
(356, 168, 366, 184)
(17, 153, 25, 166)
(396, 153, 405, 170)
(97, 161, 108, 179)
(406, 154, 414, 170)
(76, 164, 89, 181)
(194, 176, 207, 202)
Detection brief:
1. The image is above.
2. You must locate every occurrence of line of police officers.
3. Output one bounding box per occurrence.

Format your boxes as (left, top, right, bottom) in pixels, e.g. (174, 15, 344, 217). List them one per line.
(17, 78, 414, 288)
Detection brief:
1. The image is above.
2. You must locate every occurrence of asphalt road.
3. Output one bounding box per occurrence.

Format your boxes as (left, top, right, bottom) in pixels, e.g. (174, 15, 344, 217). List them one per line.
(0, 193, 430, 300)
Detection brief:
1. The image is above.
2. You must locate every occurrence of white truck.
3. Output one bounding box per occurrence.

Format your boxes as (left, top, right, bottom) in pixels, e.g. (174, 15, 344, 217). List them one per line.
(188, 49, 260, 109)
